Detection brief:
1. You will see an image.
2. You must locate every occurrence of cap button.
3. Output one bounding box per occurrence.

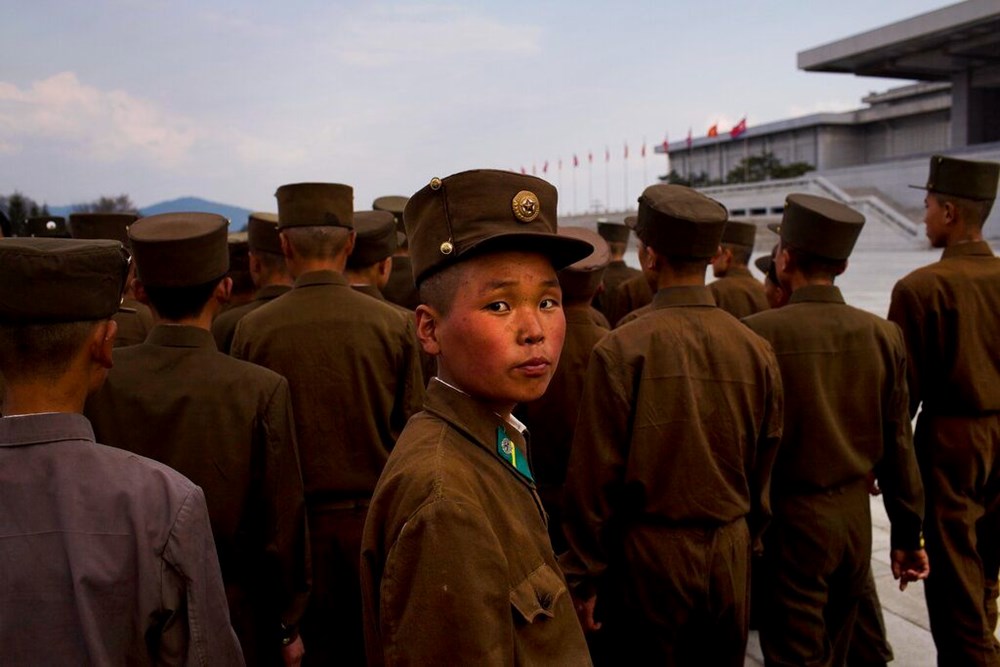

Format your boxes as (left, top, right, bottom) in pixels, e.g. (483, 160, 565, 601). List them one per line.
(429, 177, 442, 191)
(440, 241, 454, 255)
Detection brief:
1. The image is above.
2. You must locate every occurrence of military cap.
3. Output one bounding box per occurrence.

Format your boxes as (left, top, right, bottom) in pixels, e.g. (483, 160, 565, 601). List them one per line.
(129, 212, 229, 288)
(348, 210, 398, 269)
(25, 216, 70, 238)
(68, 213, 138, 245)
(0, 238, 128, 323)
(275, 183, 353, 230)
(755, 244, 779, 283)
(597, 220, 631, 244)
(911, 155, 999, 201)
(403, 169, 592, 285)
(373, 195, 410, 247)
(767, 194, 864, 261)
(628, 184, 728, 258)
(721, 220, 756, 248)
(557, 227, 610, 301)
(247, 212, 282, 255)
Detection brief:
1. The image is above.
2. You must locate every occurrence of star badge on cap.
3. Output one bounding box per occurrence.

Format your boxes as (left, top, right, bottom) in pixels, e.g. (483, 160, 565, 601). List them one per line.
(512, 190, 540, 223)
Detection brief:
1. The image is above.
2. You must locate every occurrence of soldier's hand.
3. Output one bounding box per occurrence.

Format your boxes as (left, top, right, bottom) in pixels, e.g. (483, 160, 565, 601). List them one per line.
(282, 635, 305, 667)
(891, 548, 929, 591)
(573, 594, 602, 632)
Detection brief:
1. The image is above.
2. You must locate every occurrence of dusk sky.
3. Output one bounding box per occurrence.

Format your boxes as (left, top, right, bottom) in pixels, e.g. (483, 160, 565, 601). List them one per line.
(1, 0, 951, 215)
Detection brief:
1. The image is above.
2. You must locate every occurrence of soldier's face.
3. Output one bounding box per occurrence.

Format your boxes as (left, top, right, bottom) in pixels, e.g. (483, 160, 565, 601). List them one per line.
(427, 251, 566, 416)
(923, 194, 950, 248)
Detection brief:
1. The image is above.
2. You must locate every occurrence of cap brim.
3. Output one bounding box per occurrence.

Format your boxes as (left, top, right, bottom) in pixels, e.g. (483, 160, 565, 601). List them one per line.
(908, 184, 929, 191)
(754, 256, 771, 274)
(462, 231, 594, 273)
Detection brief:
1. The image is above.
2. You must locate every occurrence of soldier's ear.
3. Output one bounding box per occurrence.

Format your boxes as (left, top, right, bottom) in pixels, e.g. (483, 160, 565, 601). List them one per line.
(415, 305, 442, 357)
(279, 232, 293, 261)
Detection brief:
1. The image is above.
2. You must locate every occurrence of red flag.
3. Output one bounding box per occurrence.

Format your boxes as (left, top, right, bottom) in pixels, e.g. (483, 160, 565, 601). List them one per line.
(520, 166, 526, 174)
(686, 128, 692, 149)
(573, 154, 579, 168)
(707, 124, 719, 138)
(588, 151, 593, 164)
(662, 135, 669, 153)
(542, 160, 549, 174)
(730, 117, 747, 139)
(605, 147, 610, 163)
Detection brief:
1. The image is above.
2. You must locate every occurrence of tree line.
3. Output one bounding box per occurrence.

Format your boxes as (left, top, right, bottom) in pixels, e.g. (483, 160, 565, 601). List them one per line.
(0, 192, 139, 236)
(662, 152, 815, 188)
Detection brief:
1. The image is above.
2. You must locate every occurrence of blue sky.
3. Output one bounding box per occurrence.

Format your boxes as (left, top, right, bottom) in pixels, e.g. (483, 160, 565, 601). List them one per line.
(0, 0, 951, 214)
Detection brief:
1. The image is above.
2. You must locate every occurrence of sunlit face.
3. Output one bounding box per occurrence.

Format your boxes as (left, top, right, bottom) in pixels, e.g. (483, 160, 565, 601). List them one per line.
(923, 194, 950, 248)
(422, 251, 566, 416)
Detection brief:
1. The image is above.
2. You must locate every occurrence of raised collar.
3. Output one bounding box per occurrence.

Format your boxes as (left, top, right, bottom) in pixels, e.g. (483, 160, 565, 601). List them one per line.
(146, 324, 217, 349)
(0, 412, 95, 448)
(942, 240, 995, 260)
(788, 284, 845, 305)
(256, 284, 291, 301)
(651, 285, 716, 310)
(294, 270, 349, 289)
(423, 379, 535, 488)
(352, 284, 385, 301)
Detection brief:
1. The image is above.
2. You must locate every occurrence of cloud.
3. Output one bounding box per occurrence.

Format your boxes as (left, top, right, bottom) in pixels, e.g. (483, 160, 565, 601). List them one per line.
(0, 72, 199, 164)
(336, 4, 542, 67)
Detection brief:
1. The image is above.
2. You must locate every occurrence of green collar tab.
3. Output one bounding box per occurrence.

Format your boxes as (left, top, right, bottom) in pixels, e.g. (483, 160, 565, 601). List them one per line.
(496, 425, 533, 482)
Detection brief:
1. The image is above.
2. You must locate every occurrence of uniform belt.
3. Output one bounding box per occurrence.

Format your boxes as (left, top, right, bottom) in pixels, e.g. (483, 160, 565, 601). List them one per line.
(775, 475, 868, 499)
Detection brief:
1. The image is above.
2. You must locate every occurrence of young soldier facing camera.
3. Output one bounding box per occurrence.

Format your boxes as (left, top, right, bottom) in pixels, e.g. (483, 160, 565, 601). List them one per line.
(361, 170, 593, 665)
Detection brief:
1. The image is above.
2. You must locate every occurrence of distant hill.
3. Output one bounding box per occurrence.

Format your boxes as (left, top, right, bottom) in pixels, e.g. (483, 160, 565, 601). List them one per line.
(47, 197, 255, 231)
(140, 197, 254, 231)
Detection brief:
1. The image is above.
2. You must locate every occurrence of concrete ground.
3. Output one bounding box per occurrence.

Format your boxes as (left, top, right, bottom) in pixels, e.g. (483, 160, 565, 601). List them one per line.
(745, 497, 942, 666)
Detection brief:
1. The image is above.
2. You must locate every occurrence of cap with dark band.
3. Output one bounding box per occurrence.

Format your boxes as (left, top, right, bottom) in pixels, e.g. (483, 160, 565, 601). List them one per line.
(403, 169, 593, 285)
(129, 212, 230, 288)
(247, 212, 282, 255)
(558, 227, 610, 301)
(910, 155, 999, 201)
(275, 183, 353, 230)
(373, 195, 410, 247)
(768, 194, 864, 261)
(629, 184, 728, 258)
(597, 220, 631, 244)
(25, 216, 70, 239)
(348, 210, 398, 268)
(69, 213, 139, 245)
(721, 220, 756, 248)
(0, 238, 128, 323)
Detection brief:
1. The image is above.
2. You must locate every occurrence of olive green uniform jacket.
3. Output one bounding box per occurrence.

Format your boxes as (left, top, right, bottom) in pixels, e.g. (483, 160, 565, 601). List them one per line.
(361, 379, 592, 666)
(888, 241, 1000, 666)
(84, 324, 309, 666)
(212, 284, 291, 354)
(709, 266, 769, 319)
(592, 260, 641, 321)
(744, 285, 923, 666)
(561, 286, 783, 665)
(352, 283, 433, 387)
(517, 306, 608, 552)
(608, 272, 654, 328)
(112, 297, 154, 347)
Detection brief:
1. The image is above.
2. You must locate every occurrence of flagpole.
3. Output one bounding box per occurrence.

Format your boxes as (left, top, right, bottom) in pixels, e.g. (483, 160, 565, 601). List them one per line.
(588, 152, 593, 213)
(573, 160, 578, 216)
(623, 142, 629, 213)
(642, 137, 647, 190)
(604, 147, 610, 214)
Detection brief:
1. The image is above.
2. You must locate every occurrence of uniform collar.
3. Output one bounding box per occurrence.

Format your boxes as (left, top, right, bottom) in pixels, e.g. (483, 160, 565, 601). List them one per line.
(351, 284, 385, 301)
(146, 324, 217, 349)
(651, 285, 716, 309)
(256, 284, 291, 301)
(942, 240, 995, 260)
(294, 270, 349, 289)
(0, 412, 95, 448)
(788, 284, 845, 304)
(423, 379, 535, 488)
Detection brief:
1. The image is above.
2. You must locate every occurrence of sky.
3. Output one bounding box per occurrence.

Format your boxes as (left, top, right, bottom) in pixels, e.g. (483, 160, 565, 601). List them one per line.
(0, 0, 954, 216)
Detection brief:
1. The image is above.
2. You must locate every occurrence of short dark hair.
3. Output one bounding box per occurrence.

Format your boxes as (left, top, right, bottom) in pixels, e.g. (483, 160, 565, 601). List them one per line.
(722, 243, 752, 266)
(0, 320, 99, 383)
(144, 279, 220, 321)
(282, 226, 352, 261)
(418, 263, 463, 317)
(784, 245, 847, 281)
(932, 193, 994, 228)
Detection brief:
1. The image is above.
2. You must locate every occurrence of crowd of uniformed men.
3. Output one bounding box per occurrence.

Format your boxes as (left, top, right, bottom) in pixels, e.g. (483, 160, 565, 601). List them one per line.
(0, 154, 998, 666)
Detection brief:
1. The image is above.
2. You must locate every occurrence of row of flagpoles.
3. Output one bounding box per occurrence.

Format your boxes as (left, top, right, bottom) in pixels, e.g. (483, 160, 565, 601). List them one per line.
(518, 117, 748, 216)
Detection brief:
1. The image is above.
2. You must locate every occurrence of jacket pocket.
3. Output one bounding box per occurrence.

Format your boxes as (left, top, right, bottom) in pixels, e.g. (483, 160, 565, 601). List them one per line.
(509, 563, 567, 623)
